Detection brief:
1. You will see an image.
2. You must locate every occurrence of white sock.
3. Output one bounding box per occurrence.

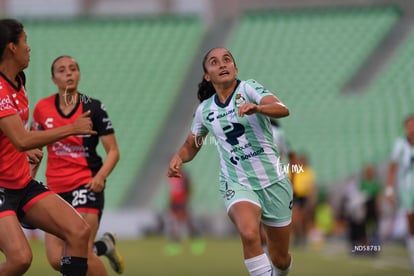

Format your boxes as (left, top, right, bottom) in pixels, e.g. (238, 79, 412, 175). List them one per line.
(244, 253, 273, 276)
(407, 236, 414, 265)
(273, 256, 292, 276)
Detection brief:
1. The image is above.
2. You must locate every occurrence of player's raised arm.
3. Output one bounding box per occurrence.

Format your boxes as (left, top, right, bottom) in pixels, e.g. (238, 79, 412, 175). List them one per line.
(0, 111, 96, 152)
(168, 132, 205, 177)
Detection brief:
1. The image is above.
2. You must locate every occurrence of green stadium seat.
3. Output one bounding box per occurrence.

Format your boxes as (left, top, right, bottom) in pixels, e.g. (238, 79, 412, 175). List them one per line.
(23, 17, 204, 208)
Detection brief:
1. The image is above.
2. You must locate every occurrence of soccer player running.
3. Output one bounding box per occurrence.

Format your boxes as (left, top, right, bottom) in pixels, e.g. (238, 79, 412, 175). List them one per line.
(0, 18, 95, 276)
(168, 47, 293, 276)
(386, 114, 414, 269)
(31, 55, 124, 275)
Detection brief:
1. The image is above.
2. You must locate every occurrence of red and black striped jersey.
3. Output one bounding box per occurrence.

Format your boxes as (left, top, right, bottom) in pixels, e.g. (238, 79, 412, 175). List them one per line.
(32, 93, 114, 193)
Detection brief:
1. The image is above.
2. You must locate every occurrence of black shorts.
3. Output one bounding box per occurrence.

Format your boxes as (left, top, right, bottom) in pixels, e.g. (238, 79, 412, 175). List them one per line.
(0, 179, 52, 222)
(58, 184, 104, 221)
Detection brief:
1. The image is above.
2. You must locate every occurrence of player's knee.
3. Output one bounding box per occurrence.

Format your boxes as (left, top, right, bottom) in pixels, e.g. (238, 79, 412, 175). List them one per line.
(271, 252, 291, 270)
(239, 226, 260, 246)
(48, 258, 61, 271)
(73, 222, 91, 243)
(64, 220, 91, 247)
(7, 250, 32, 274)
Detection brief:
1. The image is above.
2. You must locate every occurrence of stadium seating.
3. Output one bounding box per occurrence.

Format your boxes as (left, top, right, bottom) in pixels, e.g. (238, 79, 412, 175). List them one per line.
(23, 17, 204, 208)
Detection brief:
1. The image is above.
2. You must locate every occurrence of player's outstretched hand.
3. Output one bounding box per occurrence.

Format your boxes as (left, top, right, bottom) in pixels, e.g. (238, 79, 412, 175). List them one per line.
(73, 111, 97, 135)
(238, 102, 260, 117)
(168, 154, 183, 178)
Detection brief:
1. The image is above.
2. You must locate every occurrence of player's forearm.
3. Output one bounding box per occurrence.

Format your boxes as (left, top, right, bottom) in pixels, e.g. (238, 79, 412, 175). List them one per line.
(15, 125, 76, 151)
(96, 149, 120, 180)
(178, 139, 202, 163)
(386, 163, 397, 187)
(257, 102, 289, 118)
(385, 163, 397, 197)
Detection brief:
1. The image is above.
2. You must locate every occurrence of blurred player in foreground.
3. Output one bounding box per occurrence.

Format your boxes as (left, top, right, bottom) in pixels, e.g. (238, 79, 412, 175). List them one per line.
(0, 18, 95, 275)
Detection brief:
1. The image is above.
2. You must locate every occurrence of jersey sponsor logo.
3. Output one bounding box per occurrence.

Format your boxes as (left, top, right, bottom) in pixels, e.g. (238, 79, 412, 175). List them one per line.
(45, 117, 54, 128)
(0, 95, 13, 111)
(230, 142, 252, 154)
(239, 147, 265, 161)
(206, 112, 214, 122)
(206, 109, 237, 123)
(52, 141, 89, 158)
(102, 117, 113, 130)
(88, 192, 97, 202)
(217, 108, 235, 119)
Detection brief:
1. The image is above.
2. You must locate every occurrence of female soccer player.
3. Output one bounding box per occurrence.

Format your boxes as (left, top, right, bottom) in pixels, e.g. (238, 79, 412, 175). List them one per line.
(168, 47, 293, 276)
(31, 55, 124, 275)
(386, 114, 414, 268)
(0, 18, 95, 275)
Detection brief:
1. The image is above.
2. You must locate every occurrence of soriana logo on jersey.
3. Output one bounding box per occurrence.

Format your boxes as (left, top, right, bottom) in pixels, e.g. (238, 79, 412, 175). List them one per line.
(0, 95, 13, 111)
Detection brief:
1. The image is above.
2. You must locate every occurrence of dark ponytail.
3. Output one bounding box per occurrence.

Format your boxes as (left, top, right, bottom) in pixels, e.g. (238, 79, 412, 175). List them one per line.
(197, 78, 216, 102)
(0, 19, 24, 62)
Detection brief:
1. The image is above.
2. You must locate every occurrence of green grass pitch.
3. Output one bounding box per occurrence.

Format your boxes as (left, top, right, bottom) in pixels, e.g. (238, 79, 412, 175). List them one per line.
(1, 236, 413, 275)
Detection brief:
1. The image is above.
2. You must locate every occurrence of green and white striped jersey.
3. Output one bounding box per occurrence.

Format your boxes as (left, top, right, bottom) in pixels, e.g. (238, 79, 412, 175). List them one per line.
(391, 137, 414, 191)
(191, 79, 287, 190)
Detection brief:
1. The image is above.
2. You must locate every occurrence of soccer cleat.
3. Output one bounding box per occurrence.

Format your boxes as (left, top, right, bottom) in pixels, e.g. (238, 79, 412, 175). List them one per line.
(99, 232, 125, 274)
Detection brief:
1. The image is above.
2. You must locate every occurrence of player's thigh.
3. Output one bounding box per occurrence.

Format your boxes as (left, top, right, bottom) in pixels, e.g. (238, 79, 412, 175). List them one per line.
(24, 193, 88, 239)
(80, 212, 100, 244)
(220, 181, 262, 228)
(228, 201, 262, 235)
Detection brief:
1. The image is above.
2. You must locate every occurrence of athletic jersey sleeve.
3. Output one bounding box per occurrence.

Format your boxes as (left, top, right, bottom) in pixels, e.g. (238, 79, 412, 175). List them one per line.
(87, 98, 114, 136)
(243, 79, 275, 104)
(191, 103, 208, 136)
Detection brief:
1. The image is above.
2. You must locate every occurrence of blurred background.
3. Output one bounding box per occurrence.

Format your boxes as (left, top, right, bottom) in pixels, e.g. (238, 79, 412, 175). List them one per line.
(2, 0, 414, 271)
